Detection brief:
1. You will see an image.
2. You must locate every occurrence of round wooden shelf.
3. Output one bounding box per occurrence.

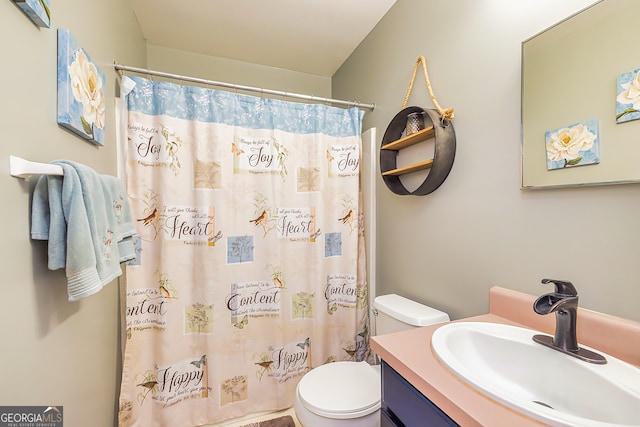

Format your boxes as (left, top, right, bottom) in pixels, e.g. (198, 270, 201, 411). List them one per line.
(380, 107, 456, 196)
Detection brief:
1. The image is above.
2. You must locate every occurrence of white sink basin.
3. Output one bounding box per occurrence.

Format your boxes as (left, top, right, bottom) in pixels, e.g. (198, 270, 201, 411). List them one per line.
(431, 322, 640, 427)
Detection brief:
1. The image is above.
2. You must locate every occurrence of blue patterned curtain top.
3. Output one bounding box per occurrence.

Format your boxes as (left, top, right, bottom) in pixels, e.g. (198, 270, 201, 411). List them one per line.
(125, 76, 364, 138)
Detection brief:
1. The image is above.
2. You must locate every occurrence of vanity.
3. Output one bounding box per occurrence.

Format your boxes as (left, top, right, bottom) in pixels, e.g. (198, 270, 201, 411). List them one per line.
(371, 286, 640, 426)
(381, 361, 458, 426)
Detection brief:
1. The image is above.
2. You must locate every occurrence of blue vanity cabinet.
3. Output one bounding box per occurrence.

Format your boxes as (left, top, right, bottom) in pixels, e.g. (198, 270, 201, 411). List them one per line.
(381, 361, 459, 427)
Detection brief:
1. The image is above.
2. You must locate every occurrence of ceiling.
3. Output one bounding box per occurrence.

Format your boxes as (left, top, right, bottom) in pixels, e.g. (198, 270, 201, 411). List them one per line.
(131, 0, 396, 77)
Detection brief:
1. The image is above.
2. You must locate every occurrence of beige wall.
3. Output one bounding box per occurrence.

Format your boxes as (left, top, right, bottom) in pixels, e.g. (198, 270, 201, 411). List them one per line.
(146, 44, 331, 98)
(1, 1, 145, 426)
(334, 0, 640, 323)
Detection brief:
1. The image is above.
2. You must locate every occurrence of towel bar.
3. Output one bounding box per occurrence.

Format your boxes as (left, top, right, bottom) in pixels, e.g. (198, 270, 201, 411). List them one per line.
(9, 156, 64, 179)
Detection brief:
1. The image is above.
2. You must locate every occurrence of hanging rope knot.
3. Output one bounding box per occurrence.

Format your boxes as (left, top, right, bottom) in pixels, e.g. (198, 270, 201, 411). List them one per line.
(441, 108, 455, 122)
(401, 55, 454, 122)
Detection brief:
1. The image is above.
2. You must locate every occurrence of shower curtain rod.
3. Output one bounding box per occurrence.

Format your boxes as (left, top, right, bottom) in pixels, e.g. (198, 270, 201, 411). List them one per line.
(113, 62, 375, 111)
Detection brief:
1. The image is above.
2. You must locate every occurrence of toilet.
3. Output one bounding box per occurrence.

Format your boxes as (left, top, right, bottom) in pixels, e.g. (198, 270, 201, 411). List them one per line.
(294, 294, 450, 426)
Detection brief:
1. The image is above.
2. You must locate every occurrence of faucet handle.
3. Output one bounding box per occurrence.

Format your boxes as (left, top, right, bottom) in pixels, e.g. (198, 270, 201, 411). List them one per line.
(541, 278, 577, 296)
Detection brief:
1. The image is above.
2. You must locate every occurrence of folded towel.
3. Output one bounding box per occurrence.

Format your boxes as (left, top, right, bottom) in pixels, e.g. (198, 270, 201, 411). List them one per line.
(31, 160, 136, 301)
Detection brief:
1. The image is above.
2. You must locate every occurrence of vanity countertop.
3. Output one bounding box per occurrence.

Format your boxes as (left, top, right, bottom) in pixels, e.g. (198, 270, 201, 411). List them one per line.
(370, 286, 640, 426)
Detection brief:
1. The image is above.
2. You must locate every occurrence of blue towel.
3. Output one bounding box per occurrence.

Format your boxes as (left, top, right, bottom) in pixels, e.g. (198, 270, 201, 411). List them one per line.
(31, 160, 136, 301)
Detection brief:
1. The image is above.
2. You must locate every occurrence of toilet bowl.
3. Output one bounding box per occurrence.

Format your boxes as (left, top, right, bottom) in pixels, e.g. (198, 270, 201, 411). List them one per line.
(294, 294, 449, 426)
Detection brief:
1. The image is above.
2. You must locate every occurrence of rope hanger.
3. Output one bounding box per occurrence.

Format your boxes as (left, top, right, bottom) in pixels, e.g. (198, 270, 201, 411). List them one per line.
(401, 55, 454, 122)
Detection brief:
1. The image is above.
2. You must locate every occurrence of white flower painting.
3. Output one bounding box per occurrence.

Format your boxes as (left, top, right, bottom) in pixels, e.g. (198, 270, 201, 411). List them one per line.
(57, 29, 106, 145)
(616, 67, 640, 124)
(545, 119, 600, 170)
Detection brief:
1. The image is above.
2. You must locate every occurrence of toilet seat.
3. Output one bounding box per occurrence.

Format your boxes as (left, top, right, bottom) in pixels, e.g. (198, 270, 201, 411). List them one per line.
(297, 361, 381, 420)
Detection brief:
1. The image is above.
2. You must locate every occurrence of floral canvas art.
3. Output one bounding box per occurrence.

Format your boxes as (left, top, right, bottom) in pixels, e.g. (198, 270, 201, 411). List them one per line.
(57, 29, 106, 145)
(616, 67, 640, 124)
(12, 0, 50, 28)
(545, 119, 600, 170)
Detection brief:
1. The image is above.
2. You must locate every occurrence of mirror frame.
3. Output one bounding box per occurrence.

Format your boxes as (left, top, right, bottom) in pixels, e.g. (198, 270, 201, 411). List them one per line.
(521, 0, 640, 189)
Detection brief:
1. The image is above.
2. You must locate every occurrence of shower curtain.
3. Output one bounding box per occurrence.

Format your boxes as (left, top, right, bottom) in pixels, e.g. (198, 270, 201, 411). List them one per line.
(117, 76, 371, 426)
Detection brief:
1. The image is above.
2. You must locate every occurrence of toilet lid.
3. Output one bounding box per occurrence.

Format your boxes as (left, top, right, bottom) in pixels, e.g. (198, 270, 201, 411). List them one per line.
(297, 361, 381, 419)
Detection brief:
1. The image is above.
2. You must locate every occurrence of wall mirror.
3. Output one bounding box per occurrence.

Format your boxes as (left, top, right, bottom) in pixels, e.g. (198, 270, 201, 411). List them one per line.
(521, 0, 640, 189)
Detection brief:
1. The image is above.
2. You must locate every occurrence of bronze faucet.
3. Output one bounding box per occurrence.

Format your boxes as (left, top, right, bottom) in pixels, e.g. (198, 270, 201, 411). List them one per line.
(533, 279, 606, 364)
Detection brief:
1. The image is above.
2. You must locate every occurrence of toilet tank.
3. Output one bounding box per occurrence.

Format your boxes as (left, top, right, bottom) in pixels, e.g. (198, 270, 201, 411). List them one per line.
(373, 294, 450, 335)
